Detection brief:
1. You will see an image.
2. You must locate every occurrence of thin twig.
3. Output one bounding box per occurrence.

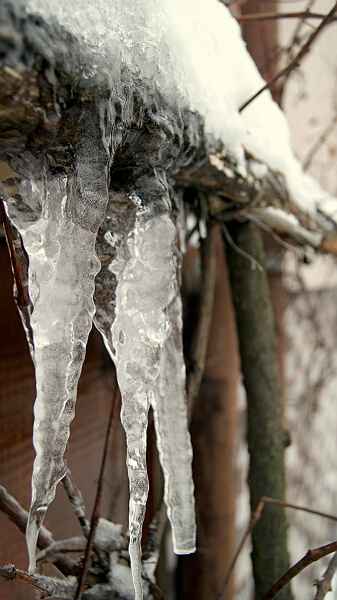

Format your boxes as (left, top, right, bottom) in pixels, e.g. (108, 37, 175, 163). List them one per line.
(288, 0, 316, 56)
(239, 2, 337, 112)
(187, 224, 216, 420)
(219, 496, 337, 599)
(303, 113, 337, 171)
(62, 465, 90, 537)
(74, 377, 120, 600)
(261, 496, 337, 522)
(0, 486, 76, 577)
(0, 565, 50, 595)
(0, 195, 29, 307)
(262, 540, 337, 600)
(236, 11, 334, 22)
(313, 551, 337, 599)
(218, 499, 265, 600)
(221, 223, 264, 271)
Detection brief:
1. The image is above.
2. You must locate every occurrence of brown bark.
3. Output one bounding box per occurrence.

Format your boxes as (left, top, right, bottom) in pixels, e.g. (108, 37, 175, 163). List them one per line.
(225, 221, 291, 600)
(178, 228, 240, 599)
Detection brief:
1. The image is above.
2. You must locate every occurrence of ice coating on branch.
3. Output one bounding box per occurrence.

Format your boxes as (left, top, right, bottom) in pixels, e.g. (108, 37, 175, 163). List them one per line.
(94, 191, 195, 599)
(4, 134, 109, 571)
(18, 0, 337, 218)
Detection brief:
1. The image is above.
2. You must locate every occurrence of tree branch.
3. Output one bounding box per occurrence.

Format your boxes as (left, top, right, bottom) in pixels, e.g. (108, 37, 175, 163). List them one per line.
(236, 11, 335, 22)
(62, 465, 90, 537)
(0, 565, 51, 595)
(313, 552, 337, 600)
(239, 2, 337, 111)
(218, 499, 265, 600)
(187, 224, 216, 420)
(74, 378, 120, 600)
(262, 541, 337, 600)
(0, 486, 76, 577)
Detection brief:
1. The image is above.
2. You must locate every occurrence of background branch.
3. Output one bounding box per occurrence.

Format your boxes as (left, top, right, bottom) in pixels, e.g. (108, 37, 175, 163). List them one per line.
(313, 552, 337, 600)
(263, 541, 337, 600)
(240, 2, 337, 111)
(0, 486, 76, 577)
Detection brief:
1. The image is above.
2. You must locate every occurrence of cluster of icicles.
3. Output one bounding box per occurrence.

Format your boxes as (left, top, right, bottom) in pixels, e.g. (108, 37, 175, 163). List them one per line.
(4, 142, 196, 599)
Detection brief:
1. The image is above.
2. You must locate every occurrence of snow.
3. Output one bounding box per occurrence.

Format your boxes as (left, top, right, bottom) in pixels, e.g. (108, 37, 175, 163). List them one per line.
(3, 0, 337, 597)
(17, 0, 337, 221)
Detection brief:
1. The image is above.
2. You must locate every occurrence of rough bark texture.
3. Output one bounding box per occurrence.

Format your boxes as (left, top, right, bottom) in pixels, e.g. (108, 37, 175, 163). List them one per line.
(178, 228, 239, 600)
(225, 221, 291, 600)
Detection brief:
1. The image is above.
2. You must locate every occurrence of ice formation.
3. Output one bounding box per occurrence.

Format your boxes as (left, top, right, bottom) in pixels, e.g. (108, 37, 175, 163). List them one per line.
(4, 129, 110, 571)
(3, 0, 337, 597)
(94, 190, 195, 598)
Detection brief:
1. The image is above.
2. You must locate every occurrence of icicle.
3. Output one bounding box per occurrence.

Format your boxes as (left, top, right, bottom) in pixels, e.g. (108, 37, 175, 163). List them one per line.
(94, 177, 195, 599)
(4, 119, 109, 571)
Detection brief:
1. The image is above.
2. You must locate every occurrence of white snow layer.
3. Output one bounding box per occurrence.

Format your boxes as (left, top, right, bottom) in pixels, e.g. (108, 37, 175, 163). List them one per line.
(19, 0, 337, 219)
(4, 0, 337, 598)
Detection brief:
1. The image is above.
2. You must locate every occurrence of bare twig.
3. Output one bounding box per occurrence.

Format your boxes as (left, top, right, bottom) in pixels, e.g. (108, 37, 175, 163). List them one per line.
(0, 486, 76, 577)
(262, 540, 337, 600)
(261, 496, 337, 522)
(74, 378, 120, 600)
(219, 496, 337, 600)
(0, 195, 29, 307)
(287, 0, 316, 56)
(313, 551, 337, 599)
(36, 537, 87, 566)
(239, 2, 337, 112)
(218, 499, 265, 600)
(0, 565, 50, 595)
(62, 465, 90, 537)
(221, 223, 264, 271)
(0, 565, 77, 598)
(236, 11, 334, 22)
(303, 113, 337, 171)
(187, 224, 216, 420)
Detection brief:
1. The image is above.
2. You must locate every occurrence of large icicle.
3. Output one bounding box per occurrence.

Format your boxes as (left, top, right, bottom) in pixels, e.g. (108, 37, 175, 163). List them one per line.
(4, 122, 109, 571)
(94, 177, 195, 599)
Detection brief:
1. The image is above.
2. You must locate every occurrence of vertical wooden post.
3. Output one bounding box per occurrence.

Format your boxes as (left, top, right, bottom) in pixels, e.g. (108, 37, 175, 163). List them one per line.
(178, 227, 240, 599)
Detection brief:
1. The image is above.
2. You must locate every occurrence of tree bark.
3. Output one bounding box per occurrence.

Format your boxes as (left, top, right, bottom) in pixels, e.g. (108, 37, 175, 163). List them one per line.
(225, 221, 292, 600)
(178, 228, 239, 600)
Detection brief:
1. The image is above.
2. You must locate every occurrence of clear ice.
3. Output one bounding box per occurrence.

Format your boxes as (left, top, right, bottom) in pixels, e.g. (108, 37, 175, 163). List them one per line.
(4, 105, 196, 598)
(94, 183, 195, 599)
(4, 123, 110, 572)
